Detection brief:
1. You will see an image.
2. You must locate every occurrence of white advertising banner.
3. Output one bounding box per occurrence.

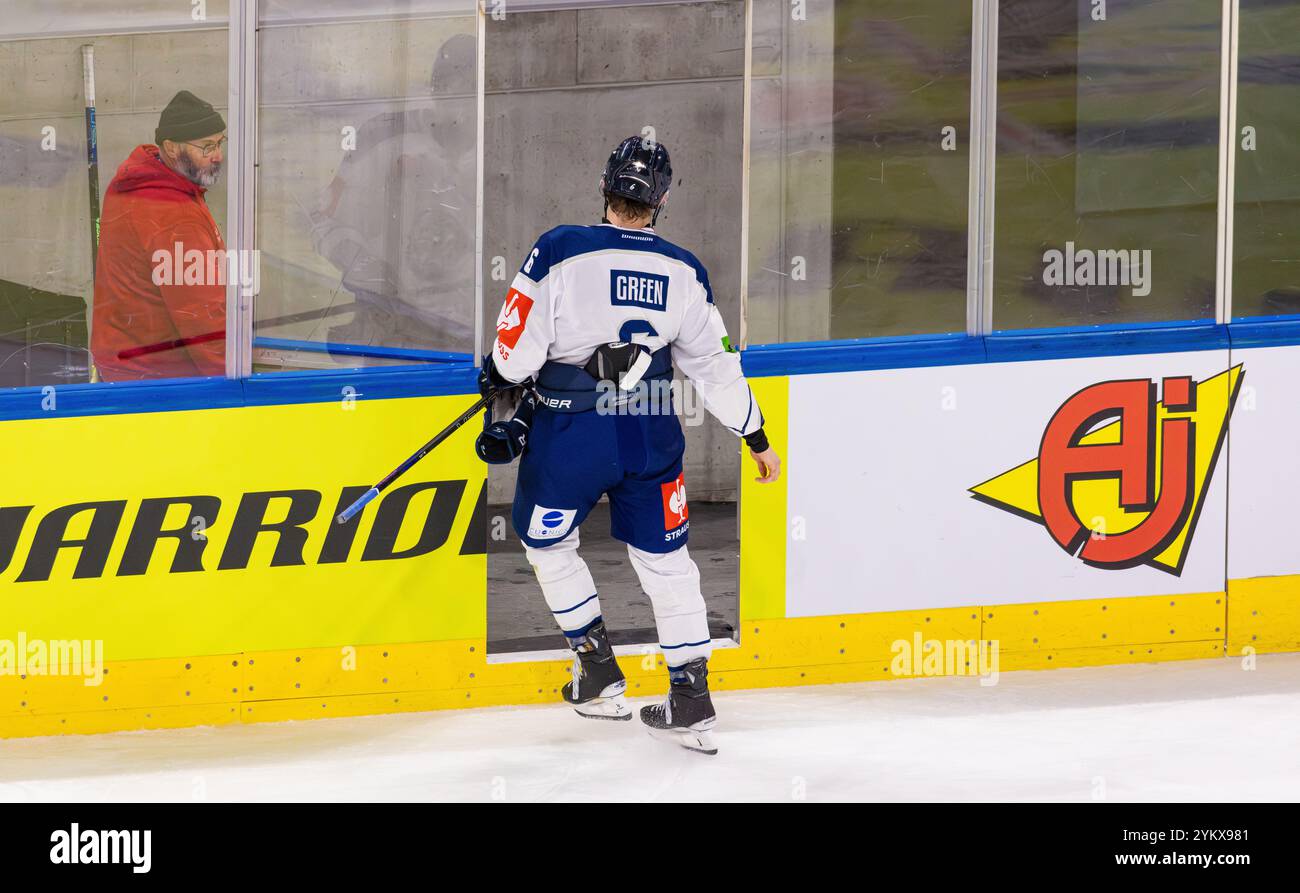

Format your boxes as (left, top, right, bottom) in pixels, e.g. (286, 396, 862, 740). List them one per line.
(786, 349, 1240, 616)
(1225, 344, 1300, 581)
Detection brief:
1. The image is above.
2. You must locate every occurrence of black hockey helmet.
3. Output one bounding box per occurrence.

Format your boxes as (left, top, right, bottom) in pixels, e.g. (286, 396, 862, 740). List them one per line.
(599, 134, 672, 224)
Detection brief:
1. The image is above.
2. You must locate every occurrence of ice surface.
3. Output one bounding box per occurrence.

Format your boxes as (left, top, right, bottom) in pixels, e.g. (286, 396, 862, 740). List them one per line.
(1, 654, 1297, 802)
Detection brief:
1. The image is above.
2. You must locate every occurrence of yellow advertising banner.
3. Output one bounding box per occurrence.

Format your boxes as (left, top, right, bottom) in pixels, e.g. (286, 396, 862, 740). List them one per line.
(0, 394, 487, 662)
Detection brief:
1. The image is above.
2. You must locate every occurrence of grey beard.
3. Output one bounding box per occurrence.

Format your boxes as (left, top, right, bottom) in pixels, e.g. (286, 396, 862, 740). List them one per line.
(174, 151, 222, 187)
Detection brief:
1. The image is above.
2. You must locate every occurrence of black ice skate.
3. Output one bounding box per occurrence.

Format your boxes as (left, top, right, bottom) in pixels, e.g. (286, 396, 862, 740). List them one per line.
(640, 657, 717, 755)
(561, 621, 632, 721)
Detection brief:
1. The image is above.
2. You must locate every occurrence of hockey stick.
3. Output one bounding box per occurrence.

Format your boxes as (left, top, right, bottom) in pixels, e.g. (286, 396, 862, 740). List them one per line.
(336, 392, 489, 524)
(82, 44, 102, 383)
(81, 45, 101, 277)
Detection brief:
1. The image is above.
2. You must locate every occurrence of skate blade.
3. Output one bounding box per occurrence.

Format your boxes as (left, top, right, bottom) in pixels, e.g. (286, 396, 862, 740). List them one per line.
(573, 692, 633, 721)
(646, 725, 718, 756)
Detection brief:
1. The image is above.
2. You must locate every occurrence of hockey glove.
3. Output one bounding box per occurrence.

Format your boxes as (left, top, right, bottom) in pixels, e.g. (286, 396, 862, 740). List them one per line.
(478, 353, 514, 398)
(475, 388, 536, 465)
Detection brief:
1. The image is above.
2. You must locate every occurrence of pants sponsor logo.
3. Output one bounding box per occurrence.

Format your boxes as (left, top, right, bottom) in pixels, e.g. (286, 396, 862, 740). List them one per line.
(970, 367, 1242, 575)
(528, 505, 576, 541)
(661, 474, 688, 531)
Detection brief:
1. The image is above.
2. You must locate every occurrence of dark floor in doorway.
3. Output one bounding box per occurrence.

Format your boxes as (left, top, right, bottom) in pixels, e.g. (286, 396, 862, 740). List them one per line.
(487, 501, 739, 654)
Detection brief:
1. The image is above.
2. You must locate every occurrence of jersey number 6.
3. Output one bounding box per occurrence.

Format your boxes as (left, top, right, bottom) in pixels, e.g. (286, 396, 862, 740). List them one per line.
(619, 319, 659, 345)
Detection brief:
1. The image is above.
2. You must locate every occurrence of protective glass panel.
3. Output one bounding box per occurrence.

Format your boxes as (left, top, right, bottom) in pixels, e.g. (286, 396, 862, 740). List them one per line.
(254, 1, 478, 372)
(0, 1, 229, 387)
(746, 0, 971, 344)
(993, 0, 1221, 331)
(1231, 0, 1300, 319)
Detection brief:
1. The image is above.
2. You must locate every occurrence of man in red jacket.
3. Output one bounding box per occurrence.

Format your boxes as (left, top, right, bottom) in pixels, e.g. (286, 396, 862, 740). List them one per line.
(92, 91, 228, 381)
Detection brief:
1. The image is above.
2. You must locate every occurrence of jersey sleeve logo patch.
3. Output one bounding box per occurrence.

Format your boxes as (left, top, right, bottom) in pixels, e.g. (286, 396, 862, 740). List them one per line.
(495, 289, 534, 357)
(610, 270, 669, 311)
(660, 474, 688, 531)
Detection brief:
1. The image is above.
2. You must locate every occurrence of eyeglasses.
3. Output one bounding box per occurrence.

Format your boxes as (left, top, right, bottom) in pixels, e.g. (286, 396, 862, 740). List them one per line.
(180, 136, 227, 157)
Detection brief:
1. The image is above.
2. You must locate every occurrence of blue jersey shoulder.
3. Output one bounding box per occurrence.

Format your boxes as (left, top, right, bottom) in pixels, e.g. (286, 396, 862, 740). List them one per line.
(520, 225, 714, 304)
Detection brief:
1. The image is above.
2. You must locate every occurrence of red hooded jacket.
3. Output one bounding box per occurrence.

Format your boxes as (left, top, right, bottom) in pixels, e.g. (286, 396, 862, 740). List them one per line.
(91, 144, 226, 380)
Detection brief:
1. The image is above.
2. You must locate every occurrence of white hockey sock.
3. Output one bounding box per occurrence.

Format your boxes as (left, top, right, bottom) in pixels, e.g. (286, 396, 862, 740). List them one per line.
(525, 530, 602, 639)
(627, 543, 712, 666)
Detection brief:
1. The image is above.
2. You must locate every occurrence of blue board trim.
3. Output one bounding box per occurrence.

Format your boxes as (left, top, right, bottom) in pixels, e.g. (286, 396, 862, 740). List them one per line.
(6, 317, 1300, 421)
(984, 320, 1228, 364)
(0, 362, 479, 422)
(1226, 314, 1300, 349)
(742, 331, 984, 378)
(0, 375, 245, 422)
(742, 319, 1244, 377)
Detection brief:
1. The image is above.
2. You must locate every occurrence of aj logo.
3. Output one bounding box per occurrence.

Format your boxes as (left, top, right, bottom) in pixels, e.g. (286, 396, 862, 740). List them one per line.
(970, 367, 1242, 575)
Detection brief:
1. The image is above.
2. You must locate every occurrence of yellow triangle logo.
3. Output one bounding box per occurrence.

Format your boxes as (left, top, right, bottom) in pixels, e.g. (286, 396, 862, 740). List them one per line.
(970, 366, 1243, 575)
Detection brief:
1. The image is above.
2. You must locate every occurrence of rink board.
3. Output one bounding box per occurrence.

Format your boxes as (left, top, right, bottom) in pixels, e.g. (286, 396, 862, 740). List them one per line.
(2, 340, 1299, 738)
(0, 394, 488, 658)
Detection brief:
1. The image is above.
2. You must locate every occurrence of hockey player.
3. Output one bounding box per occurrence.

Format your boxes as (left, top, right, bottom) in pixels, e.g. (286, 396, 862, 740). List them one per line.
(475, 135, 781, 755)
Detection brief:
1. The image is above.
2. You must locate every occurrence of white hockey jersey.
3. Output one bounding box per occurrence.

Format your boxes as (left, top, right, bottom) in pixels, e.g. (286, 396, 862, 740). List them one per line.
(491, 223, 763, 437)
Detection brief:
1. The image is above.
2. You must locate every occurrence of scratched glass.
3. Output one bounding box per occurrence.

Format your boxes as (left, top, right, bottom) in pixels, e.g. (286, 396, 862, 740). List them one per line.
(746, 0, 972, 343)
(1231, 0, 1300, 320)
(993, 0, 1221, 330)
(254, 1, 478, 373)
